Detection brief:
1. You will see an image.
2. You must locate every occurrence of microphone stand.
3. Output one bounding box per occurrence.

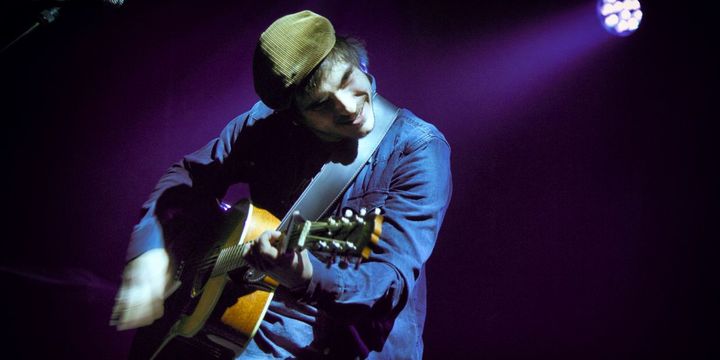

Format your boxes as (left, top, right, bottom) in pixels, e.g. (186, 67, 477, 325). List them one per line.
(1, 5, 62, 55)
(0, 0, 124, 55)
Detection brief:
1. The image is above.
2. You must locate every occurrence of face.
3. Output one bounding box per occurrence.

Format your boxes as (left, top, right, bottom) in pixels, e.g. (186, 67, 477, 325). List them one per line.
(294, 61, 375, 142)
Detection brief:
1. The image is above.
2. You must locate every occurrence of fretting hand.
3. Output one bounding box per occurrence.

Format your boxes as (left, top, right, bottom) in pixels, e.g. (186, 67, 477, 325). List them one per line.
(246, 230, 313, 291)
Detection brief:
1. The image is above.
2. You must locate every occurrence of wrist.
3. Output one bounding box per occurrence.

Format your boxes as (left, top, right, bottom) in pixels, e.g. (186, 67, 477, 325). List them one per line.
(274, 250, 313, 291)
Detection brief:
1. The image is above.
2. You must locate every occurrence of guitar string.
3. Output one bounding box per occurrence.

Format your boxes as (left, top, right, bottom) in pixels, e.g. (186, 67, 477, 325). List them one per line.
(178, 219, 367, 276)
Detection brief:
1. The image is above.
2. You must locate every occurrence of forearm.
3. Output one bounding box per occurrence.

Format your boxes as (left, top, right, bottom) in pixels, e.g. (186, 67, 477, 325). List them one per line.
(303, 254, 405, 321)
(124, 113, 251, 261)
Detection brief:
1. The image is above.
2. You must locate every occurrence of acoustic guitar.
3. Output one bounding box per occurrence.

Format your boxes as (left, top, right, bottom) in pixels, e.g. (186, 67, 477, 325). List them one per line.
(127, 199, 382, 359)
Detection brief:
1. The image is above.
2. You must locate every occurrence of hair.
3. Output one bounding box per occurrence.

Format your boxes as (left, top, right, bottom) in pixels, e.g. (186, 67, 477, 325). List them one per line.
(296, 36, 369, 100)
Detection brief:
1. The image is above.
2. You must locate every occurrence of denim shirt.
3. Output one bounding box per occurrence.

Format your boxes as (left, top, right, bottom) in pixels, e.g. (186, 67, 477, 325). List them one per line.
(126, 81, 452, 359)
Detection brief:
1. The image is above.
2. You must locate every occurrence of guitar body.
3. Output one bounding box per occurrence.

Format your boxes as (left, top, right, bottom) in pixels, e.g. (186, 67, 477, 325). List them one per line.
(127, 199, 381, 360)
(129, 200, 280, 360)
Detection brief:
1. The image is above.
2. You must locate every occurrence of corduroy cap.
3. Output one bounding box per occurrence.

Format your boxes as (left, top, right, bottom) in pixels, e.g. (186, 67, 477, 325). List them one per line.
(253, 10, 336, 110)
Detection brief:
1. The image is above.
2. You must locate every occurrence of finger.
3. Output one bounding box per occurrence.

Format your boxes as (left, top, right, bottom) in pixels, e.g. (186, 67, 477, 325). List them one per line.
(110, 287, 131, 326)
(115, 285, 161, 330)
(268, 230, 284, 246)
(256, 234, 279, 260)
(117, 300, 157, 330)
(116, 302, 145, 330)
(164, 279, 181, 298)
(109, 299, 124, 326)
(116, 289, 149, 330)
(246, 239, 266, 271)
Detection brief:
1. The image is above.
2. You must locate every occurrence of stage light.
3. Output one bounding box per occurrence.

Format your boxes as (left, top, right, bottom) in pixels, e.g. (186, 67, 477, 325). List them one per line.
(597, 0, 642, 36)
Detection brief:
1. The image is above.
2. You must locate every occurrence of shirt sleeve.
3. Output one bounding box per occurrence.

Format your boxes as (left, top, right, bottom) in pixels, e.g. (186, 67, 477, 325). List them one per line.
(124, 105, 263, 261)
(302, 132, 453, 322)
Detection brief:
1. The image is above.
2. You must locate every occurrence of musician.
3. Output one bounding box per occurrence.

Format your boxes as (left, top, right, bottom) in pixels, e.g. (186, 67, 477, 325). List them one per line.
(112, 10, 452, 359)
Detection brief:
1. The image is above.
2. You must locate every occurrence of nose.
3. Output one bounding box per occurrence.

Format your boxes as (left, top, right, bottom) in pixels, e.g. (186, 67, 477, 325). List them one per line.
(334, 90, 357, 116)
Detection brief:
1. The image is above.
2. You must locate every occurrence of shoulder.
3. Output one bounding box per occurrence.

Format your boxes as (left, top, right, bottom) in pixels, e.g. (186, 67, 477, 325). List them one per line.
(228, 101, 296, 137)
(246, 101, 275, 125)
(390, 108, 450, 154)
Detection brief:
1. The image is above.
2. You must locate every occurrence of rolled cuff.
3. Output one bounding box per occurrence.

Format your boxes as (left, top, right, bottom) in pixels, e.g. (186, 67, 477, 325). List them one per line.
(125, 215, 164, 261)
(303, 253, 342, 302)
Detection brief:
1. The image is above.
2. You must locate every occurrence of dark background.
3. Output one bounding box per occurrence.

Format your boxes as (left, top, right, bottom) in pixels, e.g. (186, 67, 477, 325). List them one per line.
(0, 0, 715, 359)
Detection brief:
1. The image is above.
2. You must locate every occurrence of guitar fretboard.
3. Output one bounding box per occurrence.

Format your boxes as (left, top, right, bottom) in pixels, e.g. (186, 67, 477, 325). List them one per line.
(211, 243, 252, 277)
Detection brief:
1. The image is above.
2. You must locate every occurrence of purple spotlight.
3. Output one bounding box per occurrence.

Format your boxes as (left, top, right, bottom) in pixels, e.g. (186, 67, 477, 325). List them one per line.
(597, 0, 643, 36)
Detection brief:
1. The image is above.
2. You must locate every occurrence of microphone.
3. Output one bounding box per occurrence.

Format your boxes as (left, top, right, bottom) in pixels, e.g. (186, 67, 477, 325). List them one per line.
(102, 0, 125, 6)
(0, 0, 125, 54)
(43, 0, 125, 7)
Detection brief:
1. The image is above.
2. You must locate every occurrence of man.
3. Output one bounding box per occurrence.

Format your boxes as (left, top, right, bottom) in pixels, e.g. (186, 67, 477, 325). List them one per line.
(112, 10, 452, 359)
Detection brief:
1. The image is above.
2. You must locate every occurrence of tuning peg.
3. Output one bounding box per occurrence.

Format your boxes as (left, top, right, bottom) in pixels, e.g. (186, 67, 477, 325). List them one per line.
(359, 208, 367, 216)
(327, 217, 340, 233)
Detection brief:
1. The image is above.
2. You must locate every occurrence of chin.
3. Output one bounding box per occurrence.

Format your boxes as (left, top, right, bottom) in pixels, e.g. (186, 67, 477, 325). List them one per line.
(358, 117, 375, 137)
(353, 130, 371, 139)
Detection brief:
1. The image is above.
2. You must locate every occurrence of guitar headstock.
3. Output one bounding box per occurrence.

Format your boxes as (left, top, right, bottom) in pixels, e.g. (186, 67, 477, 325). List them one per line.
(282, 208, 383, 267)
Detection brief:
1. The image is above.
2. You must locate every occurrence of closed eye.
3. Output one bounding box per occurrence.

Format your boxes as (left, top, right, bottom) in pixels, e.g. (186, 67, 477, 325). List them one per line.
(308, 99, 330, 111)
(305, 65, 355, 111)
(340, 66, 353, 87)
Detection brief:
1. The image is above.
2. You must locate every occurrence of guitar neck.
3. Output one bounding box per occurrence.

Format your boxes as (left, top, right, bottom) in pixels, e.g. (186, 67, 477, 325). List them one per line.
(209, 229, 313, 278)
(209, 208, 379, 278)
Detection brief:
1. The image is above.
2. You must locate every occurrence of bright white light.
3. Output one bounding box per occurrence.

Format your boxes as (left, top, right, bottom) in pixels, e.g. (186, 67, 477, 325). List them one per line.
(628, 18, 640, 30)
(605, 14, 620, 27)
(601, 4, 614, 16)
(616, 20, 629, 32)
(597, 0, 642, 36)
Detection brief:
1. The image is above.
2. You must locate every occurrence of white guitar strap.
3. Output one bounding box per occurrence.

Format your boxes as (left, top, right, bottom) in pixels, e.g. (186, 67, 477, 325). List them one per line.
(278, 94, 399, 228)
